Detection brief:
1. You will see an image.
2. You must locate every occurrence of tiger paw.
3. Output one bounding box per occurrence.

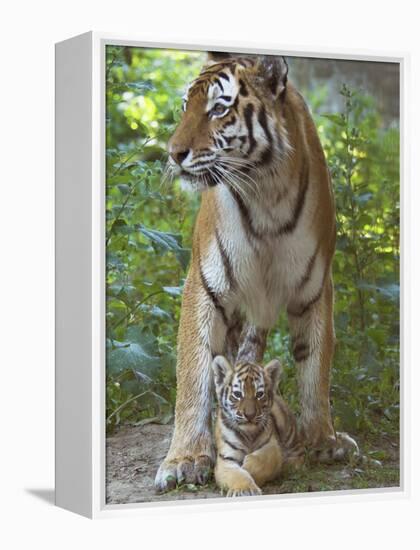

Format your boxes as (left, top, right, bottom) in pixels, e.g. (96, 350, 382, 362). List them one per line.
(154, 454, 213, 493)
(223, 477, 262, 497)
(309, 431, 360, 464)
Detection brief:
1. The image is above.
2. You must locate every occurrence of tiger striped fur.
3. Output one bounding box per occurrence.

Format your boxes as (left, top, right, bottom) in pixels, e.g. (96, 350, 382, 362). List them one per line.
(155, 52, 359, 493)
(212, 356, 304, 496)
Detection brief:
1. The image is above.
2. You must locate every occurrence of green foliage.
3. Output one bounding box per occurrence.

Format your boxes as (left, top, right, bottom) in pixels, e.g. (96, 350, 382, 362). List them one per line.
(327, 84, 399, 436)
(106, 48, 399, 442)
(105, 46, 203, 431)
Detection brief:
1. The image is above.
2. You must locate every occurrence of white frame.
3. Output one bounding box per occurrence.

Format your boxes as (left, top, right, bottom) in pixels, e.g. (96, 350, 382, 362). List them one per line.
(55, 31, 409, 519)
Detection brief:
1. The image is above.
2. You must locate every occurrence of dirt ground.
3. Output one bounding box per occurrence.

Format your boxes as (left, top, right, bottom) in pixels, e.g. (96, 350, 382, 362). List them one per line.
(106, 424, 400, 505)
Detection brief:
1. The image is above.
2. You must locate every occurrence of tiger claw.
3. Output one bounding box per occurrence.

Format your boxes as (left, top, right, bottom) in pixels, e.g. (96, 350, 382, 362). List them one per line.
(155, 454, 214, 493)
(309, 432, 360, 464)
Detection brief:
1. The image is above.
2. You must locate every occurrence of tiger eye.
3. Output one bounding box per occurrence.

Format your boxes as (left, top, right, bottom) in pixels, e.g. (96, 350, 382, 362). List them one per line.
(256, 391, 264, 399)
(232, 390, 242, 399)
(212, 103, 227, 116)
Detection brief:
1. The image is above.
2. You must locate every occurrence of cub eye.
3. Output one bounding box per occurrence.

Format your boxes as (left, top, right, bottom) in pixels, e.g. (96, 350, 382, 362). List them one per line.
(232, 390, 242, 399)
(256, 390, 264, 400)
(210, 103, 228, 117)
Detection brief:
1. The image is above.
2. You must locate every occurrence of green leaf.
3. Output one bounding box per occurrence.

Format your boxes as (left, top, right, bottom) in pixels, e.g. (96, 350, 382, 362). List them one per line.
(138, 225, 182, 250)
(321, 113, 346, 126)
(107, 328, 161, 376)
(117, 184, 131, 195)
(162, 286, 183, 297)
(138, 225, 192, 269)
(356, 281, 399, 302)
(355, 192, 373, 205)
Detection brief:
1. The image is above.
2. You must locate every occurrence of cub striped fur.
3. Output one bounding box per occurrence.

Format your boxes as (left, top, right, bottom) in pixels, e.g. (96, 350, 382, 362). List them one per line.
(212, 356, 304, 496)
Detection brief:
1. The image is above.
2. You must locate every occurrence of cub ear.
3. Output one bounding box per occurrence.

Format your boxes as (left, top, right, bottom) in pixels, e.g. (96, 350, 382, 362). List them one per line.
(258, 56, 288, 99)
(264, 359, 283, 389)
(212, 355, 233, 388)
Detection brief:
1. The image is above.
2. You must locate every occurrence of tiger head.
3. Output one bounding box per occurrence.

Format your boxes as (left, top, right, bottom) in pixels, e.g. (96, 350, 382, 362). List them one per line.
(212, 355, 282, 426)
(167, 53, 290, 192)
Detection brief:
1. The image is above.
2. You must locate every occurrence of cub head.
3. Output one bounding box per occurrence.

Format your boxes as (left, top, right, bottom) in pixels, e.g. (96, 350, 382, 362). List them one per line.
(211, 355, 282, 425)
(167, 53, 289, 192)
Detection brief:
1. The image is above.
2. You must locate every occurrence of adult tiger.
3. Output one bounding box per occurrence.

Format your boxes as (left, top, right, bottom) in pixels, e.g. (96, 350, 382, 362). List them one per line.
(155, 52, 358, 492)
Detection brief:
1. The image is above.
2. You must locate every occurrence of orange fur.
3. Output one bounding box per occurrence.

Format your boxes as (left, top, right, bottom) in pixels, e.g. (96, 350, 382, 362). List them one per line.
(155, 54, 358, 493)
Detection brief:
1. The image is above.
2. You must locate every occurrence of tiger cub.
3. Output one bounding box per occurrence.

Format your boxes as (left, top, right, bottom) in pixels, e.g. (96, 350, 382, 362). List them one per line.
(212, 355, 304, 496)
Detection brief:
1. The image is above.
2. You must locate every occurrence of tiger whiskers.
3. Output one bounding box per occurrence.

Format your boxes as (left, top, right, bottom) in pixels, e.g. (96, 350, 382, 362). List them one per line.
(214, 161, 260, 201)
(161, 160, 176, 191)
(217, 160, 259, 191)
(216, 155, 263, 194)
(208, 165, 248, 202)
(212, 165, 252, 204)
(217, 153, 264, 178)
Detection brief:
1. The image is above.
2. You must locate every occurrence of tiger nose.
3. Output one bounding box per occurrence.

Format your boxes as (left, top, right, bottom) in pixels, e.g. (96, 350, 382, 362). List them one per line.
(244, 408, 256, 421)
(170, 148, 190, 166)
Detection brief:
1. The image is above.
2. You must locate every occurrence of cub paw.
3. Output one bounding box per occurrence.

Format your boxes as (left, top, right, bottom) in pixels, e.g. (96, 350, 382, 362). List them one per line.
(222, 476, 262, 497)
(155, 454, 213, 493)
(309, 432, 360, 464)
(225, 484, 262, 497)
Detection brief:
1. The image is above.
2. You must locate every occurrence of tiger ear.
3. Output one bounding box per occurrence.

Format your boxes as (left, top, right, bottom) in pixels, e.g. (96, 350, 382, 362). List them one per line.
(258, 56, 288, 99)
(206, 51, 233, 66)
(264, 359, 283, 389)
(212, 355, 233, 388)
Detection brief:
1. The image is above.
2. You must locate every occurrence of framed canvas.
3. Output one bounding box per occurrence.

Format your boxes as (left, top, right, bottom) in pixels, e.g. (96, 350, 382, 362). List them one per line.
(55, 32, 408, 518)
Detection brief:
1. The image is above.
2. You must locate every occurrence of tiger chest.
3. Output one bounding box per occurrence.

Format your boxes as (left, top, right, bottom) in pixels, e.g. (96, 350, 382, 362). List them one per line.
(203, 184, 324, 329)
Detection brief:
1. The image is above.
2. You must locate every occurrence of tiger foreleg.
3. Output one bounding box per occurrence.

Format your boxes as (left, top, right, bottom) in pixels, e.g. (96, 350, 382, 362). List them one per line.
(154, 270, 227, 493)
(242, 438, 284, 487)
(288, 274, 359, 462)
(215, 457, 262, 497)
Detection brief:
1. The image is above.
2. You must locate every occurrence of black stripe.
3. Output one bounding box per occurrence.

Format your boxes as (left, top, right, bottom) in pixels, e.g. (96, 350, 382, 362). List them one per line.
(222, 438, 244, 452)
(218, 454, 242, 465)
(221, 115, 237, 129)
(229, 187, 255, 242)
(257, 106, 272, 144)
(229, 158, 309, 240)
(215, 78, 224, 92)
(239, 79, 248, 97)
(236, 363, 253, 377)
(230, 94, 240, 112)
(292, 342, 310, 362)
(257, 147, 273, 166)
(215, 229, 235, 290)
(218, 71, 230, 81)
(199, 66, 230, 78)
(270, 413, 284, 446)
(199, 261, 228, 325)
(251, 434, 272, 453)
(297, 244, 319, 291)
(191, 159, 214, 168)
(287, 286, 323, 318)
(256, 106, 273, 165)
(243, 103, 257, 154)
(284, 421, 296, 446)
(219, 95, 232, 102)
(221, 386, 230, 406)
(273, 158, 309, 236)
(221, 412, 252, 445)
(288, 264, 330, 318)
